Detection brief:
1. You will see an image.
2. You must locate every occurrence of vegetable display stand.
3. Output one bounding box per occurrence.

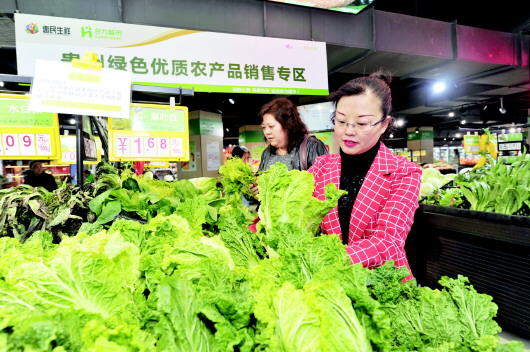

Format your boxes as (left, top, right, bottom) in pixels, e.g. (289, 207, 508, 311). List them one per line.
(406, 204, 530, 338)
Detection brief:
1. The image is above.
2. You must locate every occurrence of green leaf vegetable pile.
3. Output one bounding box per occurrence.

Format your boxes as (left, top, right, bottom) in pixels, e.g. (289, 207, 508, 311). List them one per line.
(0, 162, 527, 351)
(420, 150, 530, 216)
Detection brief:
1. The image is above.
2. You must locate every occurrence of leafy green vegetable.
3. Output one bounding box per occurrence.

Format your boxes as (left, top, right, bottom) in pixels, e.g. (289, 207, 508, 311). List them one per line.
(254, 280, 371, 352)
(452, 152, 530, 215)
(219, 158, 255, 199)
(218, 207, 264, 269)
(257, 163, 347, 236)
(189, 177, 222, 202)
(155, 273, 216, 351)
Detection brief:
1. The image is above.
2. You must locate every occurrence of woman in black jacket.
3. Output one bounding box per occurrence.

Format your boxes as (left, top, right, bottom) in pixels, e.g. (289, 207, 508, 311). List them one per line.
(250, 98, 328, 196)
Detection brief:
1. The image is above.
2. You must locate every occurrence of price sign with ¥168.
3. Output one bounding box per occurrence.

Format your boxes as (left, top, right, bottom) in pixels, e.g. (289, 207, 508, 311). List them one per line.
(108, 104, 189, 162)
(114, 135, 184, 159)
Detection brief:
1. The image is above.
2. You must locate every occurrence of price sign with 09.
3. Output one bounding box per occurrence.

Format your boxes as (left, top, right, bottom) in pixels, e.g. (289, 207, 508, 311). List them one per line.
(1, 133, 52, 156)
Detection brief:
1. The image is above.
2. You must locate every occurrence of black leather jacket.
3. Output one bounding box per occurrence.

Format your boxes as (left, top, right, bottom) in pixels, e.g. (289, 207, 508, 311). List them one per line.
(258, 135, 328, 172)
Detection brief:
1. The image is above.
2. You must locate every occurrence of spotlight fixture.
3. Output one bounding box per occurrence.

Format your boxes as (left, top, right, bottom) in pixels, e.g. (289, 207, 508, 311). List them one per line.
(69, 118, 76, 124)
(448, 111, 455, 117)
(389, 133, 394, 138)
(415, 127, 419, 133)
(460, 119, 466, 125)
(396, 119, 405, 127)
(433, 81, 447, 94)
(499, 98, 506, 114)
(228, 98, 235, 104)
(218, 109, 223, 114)
(483, 105, 488, 111)
(455, 133, 461, 138)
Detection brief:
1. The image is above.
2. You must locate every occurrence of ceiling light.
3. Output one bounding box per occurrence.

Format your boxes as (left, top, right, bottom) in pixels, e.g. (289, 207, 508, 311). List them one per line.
(415, 127, 419, 133)
(509, 127, 516, 133)
(433, 81, 446, 94)
(443, 137, 447, 141)
(69, 118, 76, 124)
(0, 81, 4, 87)
(448, 111, 455, 117)
(228, 98, 235, 104)
(225, 128, 229, 132)
(218, 110, 223, 114)
(455, 133, 461, 138)
(396, 119, 405, 127)
(499, 98, 506, 114)
(389, 133, 394, 138)
(483, 105, 488, 111)
(461, 119, 466, 124)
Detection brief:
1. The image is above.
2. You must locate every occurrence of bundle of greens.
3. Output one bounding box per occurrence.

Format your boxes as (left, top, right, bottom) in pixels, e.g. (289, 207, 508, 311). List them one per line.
(218, 157, 255, 204)
(0, 183, 93, 241)
(256, 162, 346, 236)
(453, 152, 530, 215)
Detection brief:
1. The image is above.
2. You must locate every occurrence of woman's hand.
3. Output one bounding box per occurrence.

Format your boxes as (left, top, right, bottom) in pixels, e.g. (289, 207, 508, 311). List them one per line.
(250, 183, 259, 197)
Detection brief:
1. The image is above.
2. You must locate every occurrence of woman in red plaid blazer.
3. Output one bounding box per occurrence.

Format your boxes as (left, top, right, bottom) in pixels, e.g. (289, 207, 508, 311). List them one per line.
(308, 69, 421, 280)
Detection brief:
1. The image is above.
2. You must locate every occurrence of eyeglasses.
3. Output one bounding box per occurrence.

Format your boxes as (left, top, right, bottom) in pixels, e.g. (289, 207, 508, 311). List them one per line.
(331, 115, 386, 132)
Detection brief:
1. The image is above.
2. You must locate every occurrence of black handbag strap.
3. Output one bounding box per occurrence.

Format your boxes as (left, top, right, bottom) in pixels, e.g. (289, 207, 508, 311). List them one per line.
(299, 135, 310, 170)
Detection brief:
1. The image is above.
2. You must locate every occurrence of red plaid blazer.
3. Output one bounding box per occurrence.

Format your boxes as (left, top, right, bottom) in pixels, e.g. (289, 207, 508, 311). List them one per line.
(308, 142, 421, 280)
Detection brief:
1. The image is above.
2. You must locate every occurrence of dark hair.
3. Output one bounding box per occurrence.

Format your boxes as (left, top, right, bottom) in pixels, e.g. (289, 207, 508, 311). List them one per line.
(258, 98, 308, 153)
(331, 68, 396, 139)
(29, 160, 41, 170)
(231, 145, 249, 158)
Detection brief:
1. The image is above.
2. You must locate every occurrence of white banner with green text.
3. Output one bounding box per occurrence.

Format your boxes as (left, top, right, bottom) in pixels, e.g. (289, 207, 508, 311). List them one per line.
(15, 13, 329, 95)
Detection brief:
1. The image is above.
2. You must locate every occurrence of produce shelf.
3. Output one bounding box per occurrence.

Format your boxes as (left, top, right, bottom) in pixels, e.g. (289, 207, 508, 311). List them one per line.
(406, 204, 530, 338)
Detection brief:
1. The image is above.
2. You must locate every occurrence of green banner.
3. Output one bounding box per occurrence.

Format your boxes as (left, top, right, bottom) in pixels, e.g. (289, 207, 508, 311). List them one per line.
(134, 82, 328, 96)
(407, 130, 434, 141)
(239, 130, 264, 143)
(189, 118, 223, 137)
(498, 133, 523, 142)
(0, 98, 54, 127)
(112, 107, 186, 132)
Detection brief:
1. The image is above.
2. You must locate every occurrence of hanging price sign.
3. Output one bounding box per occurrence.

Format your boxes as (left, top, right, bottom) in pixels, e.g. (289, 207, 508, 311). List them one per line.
(0, 94, 61, 160)
(463, 135, 480, 153)
(108, 103, 189, 161)
(58, 135, 102, 164)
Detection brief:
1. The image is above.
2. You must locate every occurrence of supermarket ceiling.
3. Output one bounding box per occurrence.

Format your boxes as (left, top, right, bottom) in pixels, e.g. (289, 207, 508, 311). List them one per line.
(0, 0, 528, 141)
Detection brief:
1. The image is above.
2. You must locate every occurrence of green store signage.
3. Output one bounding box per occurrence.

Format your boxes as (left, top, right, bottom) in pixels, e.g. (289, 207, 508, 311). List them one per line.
(189, 118, 223, 137)
(0, 98, 54, 128)
(112, 107, 186, 132)
(239, 130, 264, 144)
(407, 130, 434, 141)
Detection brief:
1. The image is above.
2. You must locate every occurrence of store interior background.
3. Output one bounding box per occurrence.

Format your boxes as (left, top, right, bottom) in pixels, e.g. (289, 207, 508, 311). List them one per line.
(0, 0, 528, 152)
